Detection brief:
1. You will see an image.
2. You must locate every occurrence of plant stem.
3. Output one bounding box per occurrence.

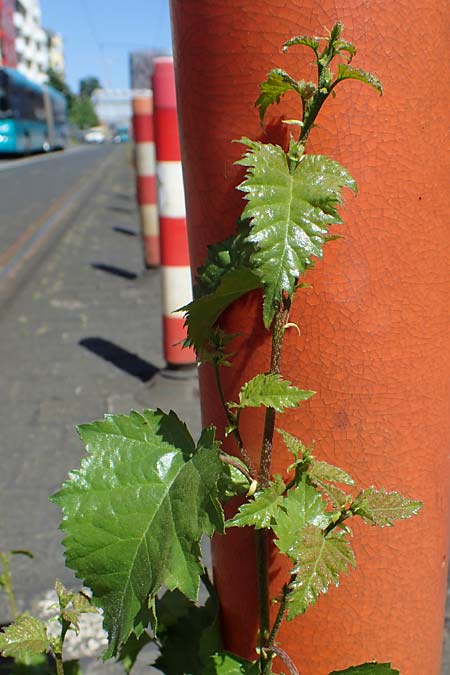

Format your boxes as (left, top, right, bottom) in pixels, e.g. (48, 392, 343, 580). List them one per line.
(300, 91, 328, 146)
(213, 360, 256, 475)
(52, 652, 64, 675)
(256, 530, 270, 671)
(219, 453, 253, 483)
(258, 304, 290, 486)
(268, 646, 300, 675)
(266, 584, 289, 649)
(0, 554, 18, 619)
(256, 303, 290, 674)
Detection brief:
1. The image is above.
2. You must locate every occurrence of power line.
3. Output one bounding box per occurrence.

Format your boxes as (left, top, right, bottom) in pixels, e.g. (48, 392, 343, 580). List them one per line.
(78, 0, 110, 86)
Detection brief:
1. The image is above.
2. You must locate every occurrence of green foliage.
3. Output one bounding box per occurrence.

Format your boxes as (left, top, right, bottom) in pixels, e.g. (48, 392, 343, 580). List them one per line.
(154, 590, 222, 675)
(79, 76, 101, 99)
(286, 526, 356, 619)
(256, 68, 316, 122)
(282, 34, 320, 54)
(0, 615, 50, 660)
(218, 454, 251, 499)
(228, 476, 286, 529)
(336, 64, 383, 95)
(328, 664, 400, 675)
(46, 68, 75, 110)
(237, 139, 356, 326)
(308, 460, 354, 487)
(272, 477, 330, 557)
(182, 267, 261, 354)
(52, 410, 225, 657)
(54, 581, 97, 633)
(229, 374, 314, 412)
(192, 221, 256, 300)
(117, 631, 151, 674)
(205, 653, 259, 675)
(68, 96, 98, 129)
(9, 651, 53, 675)
(351, 487, 422, 526)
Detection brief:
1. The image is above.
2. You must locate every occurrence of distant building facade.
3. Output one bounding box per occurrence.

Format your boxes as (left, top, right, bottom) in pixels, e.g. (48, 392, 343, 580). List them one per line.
(92, 88, 151, 130)
(14, 0, 48, 84)
(46, 28, 64, 77)
(129, 49, 168, 89)
(0, 0, 16, 67)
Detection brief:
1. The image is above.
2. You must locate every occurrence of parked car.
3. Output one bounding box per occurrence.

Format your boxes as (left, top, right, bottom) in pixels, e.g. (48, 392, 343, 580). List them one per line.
(84, 128, 105, 144)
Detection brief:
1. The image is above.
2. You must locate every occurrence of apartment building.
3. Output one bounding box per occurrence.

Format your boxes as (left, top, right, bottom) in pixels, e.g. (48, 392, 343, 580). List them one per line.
(14, 0, 48, 83)
(0, 0, 17, 67)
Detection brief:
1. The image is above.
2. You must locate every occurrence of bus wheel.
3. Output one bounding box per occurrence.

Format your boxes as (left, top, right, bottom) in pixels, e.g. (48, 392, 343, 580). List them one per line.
(43, 140, 51, 152)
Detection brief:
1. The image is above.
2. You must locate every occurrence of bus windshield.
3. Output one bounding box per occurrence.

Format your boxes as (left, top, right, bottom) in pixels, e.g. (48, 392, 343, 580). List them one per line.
(0, 71, 12, 118)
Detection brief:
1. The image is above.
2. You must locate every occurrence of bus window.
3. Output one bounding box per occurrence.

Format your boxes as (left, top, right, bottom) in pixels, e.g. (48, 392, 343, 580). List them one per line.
(33, 90, 46, 121)
(0, 71, 12, 118)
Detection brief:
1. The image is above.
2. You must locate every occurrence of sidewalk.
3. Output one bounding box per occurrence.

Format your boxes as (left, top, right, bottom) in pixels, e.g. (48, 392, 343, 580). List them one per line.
(0, 147, 448, 673)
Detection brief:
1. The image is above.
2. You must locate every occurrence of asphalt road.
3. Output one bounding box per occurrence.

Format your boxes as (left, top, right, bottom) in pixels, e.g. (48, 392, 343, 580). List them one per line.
(0, 145, 116, 301)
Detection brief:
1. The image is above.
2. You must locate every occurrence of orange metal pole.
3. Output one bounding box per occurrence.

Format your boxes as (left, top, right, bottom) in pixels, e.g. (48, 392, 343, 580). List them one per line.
(169, 2, 450, 673)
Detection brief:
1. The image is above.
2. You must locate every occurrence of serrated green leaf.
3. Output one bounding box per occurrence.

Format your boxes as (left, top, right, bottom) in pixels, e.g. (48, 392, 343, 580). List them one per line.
(287, 527, 355, 619)
(352, 487, 422, 527)
(334, 39, 356, 61)
(116, 631, 151, 674)
(60, 591, 98, 633)
(55, 580, 73, 609)
(273, 478, 330, 558)
(182, 267, 261, 353)
(228, 476, 286, 529)
(229, 373, 314, 413)
(329, 663, 400, 675)
(309, 460, 354, 486)
(256, 69, 315, 122)
(205, 652, 259, 675)
(155, 593, 222, 675)
(336, 64, 383, 95)
(193, 221, 256, 300)
(218, 455, 251, 500)
(315, 482, 350, 510)
(52, 410, 224, 658)
(0, 615, 50, 660)
(237, 142, 356, 326)
(278, 429, 309, 462)
(283, 35, 320, 54)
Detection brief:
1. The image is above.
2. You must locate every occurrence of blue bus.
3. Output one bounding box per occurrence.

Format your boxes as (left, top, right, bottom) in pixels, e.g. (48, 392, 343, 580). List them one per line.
(0, 67, 67, 155)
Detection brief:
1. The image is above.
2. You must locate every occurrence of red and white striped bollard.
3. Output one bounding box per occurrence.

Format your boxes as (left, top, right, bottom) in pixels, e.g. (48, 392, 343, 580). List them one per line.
(152, 57, 195, 367)
(132, 94, 159, 268)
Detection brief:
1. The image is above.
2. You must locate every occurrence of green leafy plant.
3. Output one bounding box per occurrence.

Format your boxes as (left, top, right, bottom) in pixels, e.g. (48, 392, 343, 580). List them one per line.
(0, 22, 421, 675)
(0, 569, 97, 675)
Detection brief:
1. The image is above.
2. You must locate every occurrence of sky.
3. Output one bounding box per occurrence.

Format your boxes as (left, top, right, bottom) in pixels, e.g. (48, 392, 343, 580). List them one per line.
(40, 0, 173, 92)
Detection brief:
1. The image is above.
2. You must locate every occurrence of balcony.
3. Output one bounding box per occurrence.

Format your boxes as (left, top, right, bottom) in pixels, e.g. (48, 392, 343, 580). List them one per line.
(13, 12, 24, 30)
(15, 36, 25, 54)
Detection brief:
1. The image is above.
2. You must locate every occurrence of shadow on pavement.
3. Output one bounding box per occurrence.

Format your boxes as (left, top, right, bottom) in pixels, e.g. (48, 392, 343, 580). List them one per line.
(112, 226, 137, 237)
(91, 263, 138, 280)
(79, 337, 159, 382)
(107, 205, 134, 215)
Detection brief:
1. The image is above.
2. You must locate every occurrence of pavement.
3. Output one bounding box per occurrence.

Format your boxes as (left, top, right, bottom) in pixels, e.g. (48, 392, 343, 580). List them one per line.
(0, 146, 448, 674)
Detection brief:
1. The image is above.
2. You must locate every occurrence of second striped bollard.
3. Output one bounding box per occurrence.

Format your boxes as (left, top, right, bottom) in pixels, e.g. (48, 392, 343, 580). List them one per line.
(152, 57, 195, 367)
(132, 94, 159, 268)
